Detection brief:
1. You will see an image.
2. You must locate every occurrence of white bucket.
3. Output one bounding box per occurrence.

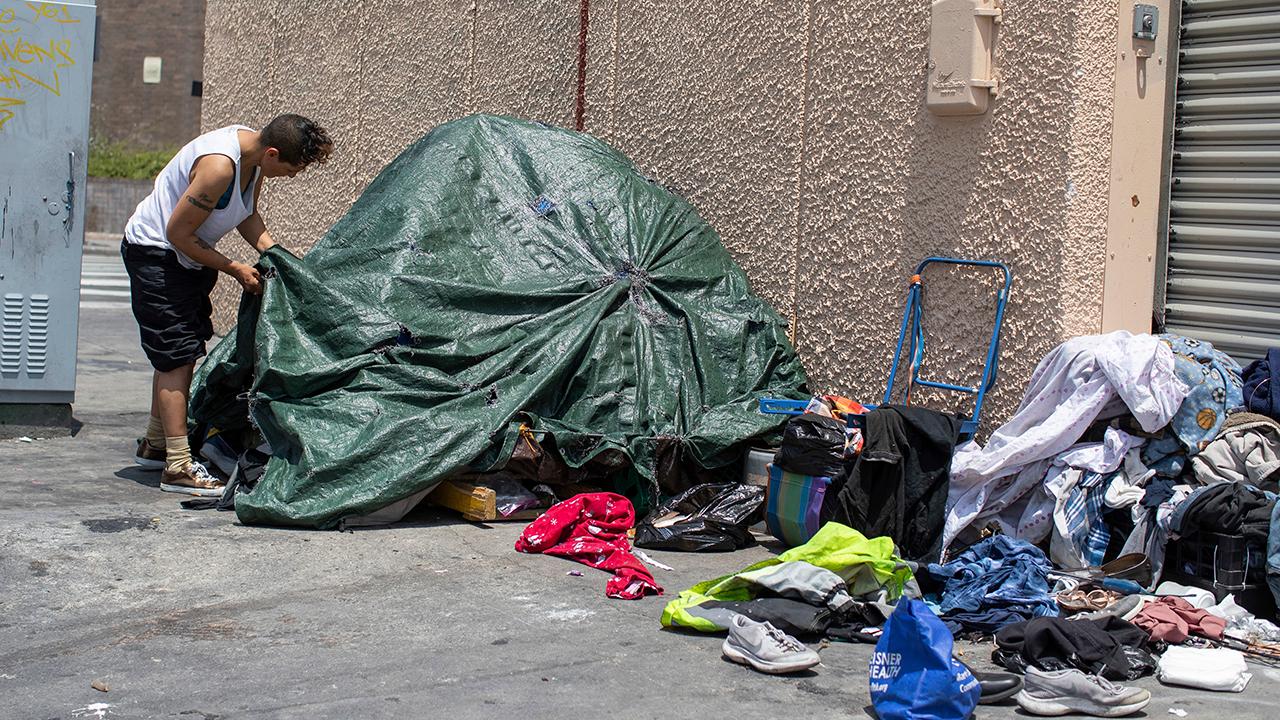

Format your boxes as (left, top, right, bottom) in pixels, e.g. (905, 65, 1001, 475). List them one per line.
(743, 447, 776, 532)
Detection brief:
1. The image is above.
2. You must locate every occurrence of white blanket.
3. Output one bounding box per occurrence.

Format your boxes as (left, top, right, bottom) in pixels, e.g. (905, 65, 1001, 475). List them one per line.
(1158, 647, 1251, 692)
(943, 331, 1190, 554)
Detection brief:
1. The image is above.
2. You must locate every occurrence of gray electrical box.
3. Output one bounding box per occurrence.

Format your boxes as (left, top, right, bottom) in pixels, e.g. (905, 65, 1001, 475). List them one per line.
(0, 1, 96, 405)
(1133, 4, 1159, 42)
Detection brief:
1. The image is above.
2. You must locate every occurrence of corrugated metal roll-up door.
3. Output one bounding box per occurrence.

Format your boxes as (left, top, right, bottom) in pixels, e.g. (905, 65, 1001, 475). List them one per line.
(1165, 0, 1280, 362)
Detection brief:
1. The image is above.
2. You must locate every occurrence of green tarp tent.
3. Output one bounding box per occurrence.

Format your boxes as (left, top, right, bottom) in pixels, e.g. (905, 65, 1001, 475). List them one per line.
(191, 114, 807, 529)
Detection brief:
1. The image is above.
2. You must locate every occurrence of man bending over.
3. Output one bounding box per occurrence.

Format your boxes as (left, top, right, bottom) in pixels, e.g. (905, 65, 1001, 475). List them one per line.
(122, 114, 333, 495)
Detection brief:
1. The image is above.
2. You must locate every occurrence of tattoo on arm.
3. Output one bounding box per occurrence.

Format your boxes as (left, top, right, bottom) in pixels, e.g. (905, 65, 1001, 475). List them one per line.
(186, 193, 215, 212)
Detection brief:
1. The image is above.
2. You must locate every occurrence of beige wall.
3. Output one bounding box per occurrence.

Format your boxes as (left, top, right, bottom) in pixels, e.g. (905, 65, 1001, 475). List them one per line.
(202, 1, 1124, 428)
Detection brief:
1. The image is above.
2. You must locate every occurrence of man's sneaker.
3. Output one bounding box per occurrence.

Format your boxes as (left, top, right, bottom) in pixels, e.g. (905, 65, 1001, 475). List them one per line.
(1015, 667, 1150, 717)
(134, 438, 166, 469)
(721, 615, 820, 674)
(199, 434, 239, 476)
(160, 462, 226, 497)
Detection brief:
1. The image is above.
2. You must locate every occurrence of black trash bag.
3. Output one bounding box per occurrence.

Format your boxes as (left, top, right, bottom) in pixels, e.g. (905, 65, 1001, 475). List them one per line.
(774, 413, 847, 477)
(634, 482, 764, 552)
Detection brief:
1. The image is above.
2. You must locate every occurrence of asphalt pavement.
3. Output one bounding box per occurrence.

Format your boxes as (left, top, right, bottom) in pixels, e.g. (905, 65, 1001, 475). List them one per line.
(2, 255, 1279, 719)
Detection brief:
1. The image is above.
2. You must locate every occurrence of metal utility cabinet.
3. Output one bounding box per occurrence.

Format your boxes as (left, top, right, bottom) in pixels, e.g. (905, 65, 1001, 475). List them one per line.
(0, 0, 96, 404)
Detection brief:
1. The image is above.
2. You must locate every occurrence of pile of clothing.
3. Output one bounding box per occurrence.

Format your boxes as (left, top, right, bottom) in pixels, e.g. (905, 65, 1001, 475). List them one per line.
(922, 535, 1059, 633)
(768, 398, 965, 563)
(1023, 580, 1278, 692)
(943, 332, 1280, 589)
(661, 522, 915, 638)
(823, 405, 964, 562)
(636, 335, 1280, 717)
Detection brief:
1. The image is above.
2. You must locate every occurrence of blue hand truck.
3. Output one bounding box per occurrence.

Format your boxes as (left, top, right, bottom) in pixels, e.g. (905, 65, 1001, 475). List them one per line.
(760, 256, 1013, 441)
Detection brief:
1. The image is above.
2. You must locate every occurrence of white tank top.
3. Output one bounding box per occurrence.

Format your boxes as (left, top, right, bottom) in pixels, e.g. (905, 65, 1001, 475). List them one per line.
(124, 125, 261, 269)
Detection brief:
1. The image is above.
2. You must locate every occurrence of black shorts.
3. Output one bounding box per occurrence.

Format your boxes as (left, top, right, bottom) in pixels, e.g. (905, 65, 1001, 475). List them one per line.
(121, 240, 219, 372)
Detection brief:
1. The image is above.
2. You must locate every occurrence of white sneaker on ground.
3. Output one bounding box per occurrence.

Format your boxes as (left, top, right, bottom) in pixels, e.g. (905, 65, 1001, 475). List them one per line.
(721, 615, 820, 674)
(1016, 667, 1150, 717)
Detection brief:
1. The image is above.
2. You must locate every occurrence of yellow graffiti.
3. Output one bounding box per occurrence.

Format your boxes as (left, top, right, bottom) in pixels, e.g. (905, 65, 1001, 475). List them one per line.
(0, 36, 74, 65)
(0, 65, 61, 95)
(25, 2, 79, 23)
(0, 95, 23, 130)
(0, 3, 79, 132)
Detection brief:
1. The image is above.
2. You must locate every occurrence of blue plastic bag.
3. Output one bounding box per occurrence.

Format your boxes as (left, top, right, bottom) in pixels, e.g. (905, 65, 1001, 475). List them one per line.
(869, 599, 981, 720)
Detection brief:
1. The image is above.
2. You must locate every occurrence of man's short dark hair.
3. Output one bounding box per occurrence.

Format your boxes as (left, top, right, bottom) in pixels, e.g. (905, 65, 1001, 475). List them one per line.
(261, 114, 333, 166)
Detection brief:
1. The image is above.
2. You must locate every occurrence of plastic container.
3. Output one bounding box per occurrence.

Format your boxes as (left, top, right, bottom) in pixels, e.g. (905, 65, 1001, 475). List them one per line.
(1163, 531, 1275, 618)
(743, 448, 776, 532)
(742, 447, 776, 488)
(1166, 531, 1265, 588)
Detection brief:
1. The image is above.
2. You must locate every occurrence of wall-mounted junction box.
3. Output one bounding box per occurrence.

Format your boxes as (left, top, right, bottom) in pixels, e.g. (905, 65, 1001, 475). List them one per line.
(927, 0, 1003, 116)
(143, 56, 163, 84)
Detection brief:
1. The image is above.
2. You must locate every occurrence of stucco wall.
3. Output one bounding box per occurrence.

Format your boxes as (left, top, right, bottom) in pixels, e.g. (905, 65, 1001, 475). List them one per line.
(201, 1, 1119, 428)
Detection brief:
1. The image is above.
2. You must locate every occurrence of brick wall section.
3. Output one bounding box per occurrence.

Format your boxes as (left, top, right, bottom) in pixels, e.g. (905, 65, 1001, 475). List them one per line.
(85, 177, 153, 235)
(90, 0, 205, 150)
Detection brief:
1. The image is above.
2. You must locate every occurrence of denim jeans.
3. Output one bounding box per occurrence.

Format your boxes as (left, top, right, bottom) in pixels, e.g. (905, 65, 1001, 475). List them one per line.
(927, 535, 1059, 632)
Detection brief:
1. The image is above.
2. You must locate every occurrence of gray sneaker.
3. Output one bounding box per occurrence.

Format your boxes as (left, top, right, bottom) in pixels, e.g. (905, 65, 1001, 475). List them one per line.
(721, 615, 820, 674)
(1016, 667, 1150, 717)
